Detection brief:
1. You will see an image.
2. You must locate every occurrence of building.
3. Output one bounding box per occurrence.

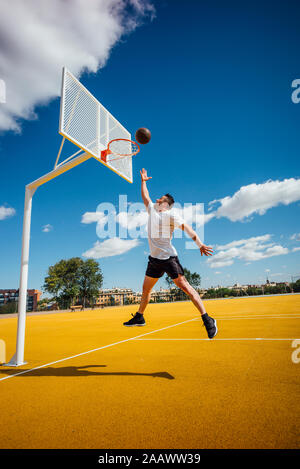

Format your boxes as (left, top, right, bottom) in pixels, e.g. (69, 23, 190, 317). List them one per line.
(96, 288, 136, 306)
(96, 287, 177, 306)
(150, 289, 172, 302)
(0, 289, 42, 312)
(228, 283, 249, 292)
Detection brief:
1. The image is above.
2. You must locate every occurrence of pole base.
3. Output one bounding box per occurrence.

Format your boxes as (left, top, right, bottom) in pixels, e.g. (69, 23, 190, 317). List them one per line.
(1, 352, 27, 367)
(1, 361, 27, 367)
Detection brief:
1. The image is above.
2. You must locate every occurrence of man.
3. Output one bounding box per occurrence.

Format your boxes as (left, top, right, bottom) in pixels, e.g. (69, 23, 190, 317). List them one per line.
(123, 168, 217, 339)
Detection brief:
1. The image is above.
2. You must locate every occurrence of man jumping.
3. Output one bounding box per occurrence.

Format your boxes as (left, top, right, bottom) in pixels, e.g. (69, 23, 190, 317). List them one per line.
(123, 168, 217, 339)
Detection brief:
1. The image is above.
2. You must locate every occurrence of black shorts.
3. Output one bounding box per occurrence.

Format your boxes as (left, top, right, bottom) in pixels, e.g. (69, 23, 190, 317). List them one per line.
(145, 255, 184, 280)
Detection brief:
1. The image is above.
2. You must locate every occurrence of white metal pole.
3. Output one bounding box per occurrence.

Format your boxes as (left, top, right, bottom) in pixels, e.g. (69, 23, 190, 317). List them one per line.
(6, 186, 35, 366)
(2, 151, 92, 367)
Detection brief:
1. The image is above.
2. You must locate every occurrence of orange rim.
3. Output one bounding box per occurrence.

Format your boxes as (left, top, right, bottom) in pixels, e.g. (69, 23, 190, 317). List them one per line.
(101, 139, 140, 163)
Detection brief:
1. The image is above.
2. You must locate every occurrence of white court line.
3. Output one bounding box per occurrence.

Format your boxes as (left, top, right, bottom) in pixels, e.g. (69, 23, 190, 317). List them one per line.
(0, 317, 199, 383)
(135, 338, 299, 341)
(232, 313, 300, 316)
(196, 315, 300, 321)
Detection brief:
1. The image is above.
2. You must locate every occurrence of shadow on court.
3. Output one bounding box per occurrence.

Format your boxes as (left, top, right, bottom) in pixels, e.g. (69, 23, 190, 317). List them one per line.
(0, 365, 175, 380)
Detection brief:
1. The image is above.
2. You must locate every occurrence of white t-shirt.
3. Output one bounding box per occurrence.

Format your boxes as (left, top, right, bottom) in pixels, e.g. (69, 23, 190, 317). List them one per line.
(147, 201, 185, 259)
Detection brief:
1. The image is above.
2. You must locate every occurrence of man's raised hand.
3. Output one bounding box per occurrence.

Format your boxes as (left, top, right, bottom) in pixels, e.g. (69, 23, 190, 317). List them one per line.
(140, 168, 152, 182)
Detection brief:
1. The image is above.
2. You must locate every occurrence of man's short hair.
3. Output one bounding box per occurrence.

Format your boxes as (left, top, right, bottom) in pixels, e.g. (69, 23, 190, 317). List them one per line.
(164, 193, 175, 206)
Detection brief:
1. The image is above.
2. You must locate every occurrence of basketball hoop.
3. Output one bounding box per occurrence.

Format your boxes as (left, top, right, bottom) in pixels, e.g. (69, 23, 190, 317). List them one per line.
(101, 138, 140, 163)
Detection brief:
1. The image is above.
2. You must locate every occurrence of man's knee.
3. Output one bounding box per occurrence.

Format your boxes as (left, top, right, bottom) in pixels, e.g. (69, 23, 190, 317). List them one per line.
(176, 278, 198, 297)
(174, 276, 190, 291)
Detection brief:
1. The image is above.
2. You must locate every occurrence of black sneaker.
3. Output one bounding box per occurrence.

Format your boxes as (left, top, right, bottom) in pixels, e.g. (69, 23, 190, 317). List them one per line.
(202, 314, 218, 339)
(123, 312, 146, 327)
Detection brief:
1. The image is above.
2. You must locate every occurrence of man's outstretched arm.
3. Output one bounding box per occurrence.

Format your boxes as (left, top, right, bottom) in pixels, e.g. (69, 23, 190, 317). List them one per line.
(140, 168, 152, 208)
(180, 222, 214, 256)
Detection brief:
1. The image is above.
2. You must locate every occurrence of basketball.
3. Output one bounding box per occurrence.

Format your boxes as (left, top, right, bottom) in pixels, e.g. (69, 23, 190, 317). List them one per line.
(135, 127, 151, 144)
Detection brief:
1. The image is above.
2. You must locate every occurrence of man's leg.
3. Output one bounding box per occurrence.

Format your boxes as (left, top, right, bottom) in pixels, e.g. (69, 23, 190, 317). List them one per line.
(172, 275, 217, 339)
(123, 276, 158, 327)
(138, 275, 159, 314)
(172, 275, 206, 315)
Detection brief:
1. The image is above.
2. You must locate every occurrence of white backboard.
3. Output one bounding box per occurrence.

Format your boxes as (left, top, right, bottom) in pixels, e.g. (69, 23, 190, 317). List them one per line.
(59, 68, 132, 183)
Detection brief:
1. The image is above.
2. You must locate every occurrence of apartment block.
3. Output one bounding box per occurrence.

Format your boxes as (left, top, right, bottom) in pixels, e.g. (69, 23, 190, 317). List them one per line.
(0, 289, 42, 312)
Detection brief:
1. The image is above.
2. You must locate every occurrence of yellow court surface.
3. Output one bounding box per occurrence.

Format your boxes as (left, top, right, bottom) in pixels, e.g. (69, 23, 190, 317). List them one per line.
(0, 295, 299, 449)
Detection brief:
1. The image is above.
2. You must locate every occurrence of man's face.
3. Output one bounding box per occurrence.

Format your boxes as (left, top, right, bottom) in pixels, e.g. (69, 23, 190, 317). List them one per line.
(155, 195, 170, 211)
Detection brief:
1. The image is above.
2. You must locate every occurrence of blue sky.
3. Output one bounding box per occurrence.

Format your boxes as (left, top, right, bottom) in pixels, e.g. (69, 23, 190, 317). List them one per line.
(0, 0, 300, 294)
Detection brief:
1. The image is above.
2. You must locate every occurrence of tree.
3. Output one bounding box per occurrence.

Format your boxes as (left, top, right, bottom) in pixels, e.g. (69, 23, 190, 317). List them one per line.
(124, 297, 134, 305)
(0, 301, 18, 314)
(183, 268, 201, 289)
(290, 279, 300, 292)
(43, 257, 82, 309)
(202, 288, 216, 299)
(165, 274, 173, 290)
(43, 257, 103, 309)
(108, 295, 116, 306)
(78, 259, 103, 308)
(165, 267, 201, 301)
(37, 298, 52, 311)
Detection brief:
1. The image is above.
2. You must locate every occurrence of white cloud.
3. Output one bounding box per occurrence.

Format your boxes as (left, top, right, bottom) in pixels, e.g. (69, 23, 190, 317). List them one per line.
(0, 205, 16, 220)
(207, 178, 300, 222)
(216, 234, 272, 251)
(0, 0, 155, 132)
(129, 0, 155, 14)
(207, 234, 289, 269)
(290, 233, 300, 241)
(116, 210, 148, 229)
(292, 247, 300, 252)
(42, 224, 53, 232)
(207, 258, 234, 269)
(82, 237, 140, 259)
(81, 211, 108, 226)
